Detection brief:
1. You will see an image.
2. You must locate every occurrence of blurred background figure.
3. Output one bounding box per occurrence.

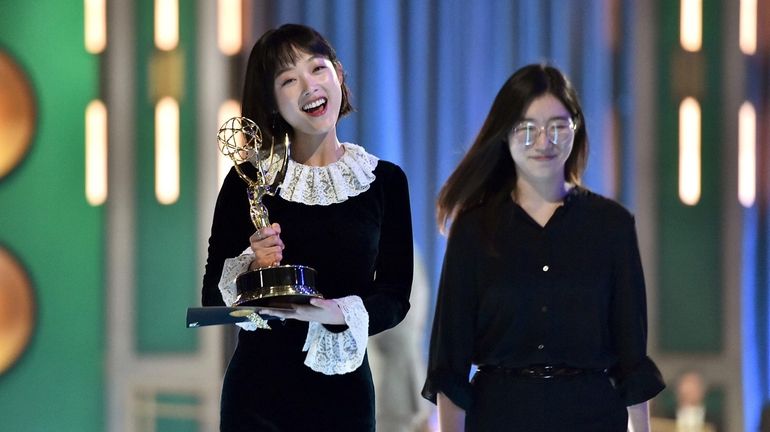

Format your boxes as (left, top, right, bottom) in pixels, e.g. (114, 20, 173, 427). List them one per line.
(652, 370, 717, 432)
(759, 402, 770, 432)
(368, 246, 432, 432)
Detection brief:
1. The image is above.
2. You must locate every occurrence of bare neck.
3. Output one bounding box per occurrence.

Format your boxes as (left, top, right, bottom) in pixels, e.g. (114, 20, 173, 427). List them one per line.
(290, 130, 343, 166)
(514, 176, 569, 206)
(513, 178, 571, 227)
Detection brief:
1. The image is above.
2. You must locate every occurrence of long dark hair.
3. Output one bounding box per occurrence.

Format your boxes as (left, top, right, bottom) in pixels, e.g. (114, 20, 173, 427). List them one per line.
(436, 64, 588, 235)
(241, 23, 353, 144)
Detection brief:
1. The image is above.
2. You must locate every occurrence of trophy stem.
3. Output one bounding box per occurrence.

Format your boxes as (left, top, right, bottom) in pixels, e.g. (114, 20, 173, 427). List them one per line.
(247, 186, 271, 229)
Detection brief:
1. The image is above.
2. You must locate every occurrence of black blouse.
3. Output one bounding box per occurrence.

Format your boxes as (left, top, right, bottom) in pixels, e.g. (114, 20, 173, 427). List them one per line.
(201, 159, 414, 337)
(201, 156, 415, 431)
(422, 187, 664, 409)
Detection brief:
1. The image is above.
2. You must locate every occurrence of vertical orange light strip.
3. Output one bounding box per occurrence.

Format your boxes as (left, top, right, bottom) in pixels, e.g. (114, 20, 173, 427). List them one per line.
(679, 97, 701, 206)
(84, 0, 107, 54)
(739, 0, 757, 55)
(217, 0, 242, 55)
(217, 100, 241, 186)
(154, 0, 179, 51)
(86, 100, 108, 205)
(738, 102, 756, 207)
(680, 0, 702, 52)
(155, 97, 180, 204)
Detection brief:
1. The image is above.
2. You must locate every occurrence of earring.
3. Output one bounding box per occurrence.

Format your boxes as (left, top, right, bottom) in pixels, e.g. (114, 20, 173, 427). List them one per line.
(271, 112, 277, 148)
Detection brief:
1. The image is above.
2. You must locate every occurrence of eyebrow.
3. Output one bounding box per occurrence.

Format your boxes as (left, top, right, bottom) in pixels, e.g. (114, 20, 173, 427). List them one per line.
(275, 54, 326, 77)
(519, 115, 572, 123)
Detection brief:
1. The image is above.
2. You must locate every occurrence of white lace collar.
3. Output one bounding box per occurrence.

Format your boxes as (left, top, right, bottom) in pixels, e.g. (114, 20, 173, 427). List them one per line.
(278, 142, 379, 206)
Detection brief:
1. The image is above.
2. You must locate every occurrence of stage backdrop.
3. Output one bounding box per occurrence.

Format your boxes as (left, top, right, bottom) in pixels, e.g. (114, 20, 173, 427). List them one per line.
(1, 1, 766, 432)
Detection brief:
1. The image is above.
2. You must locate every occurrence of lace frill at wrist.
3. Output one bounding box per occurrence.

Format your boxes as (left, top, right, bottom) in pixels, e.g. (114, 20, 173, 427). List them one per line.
(303, 295, 369, 375)
(218, 250, 269, 330)
(218, 252, 370, 374)
(278, 143, 379, 205)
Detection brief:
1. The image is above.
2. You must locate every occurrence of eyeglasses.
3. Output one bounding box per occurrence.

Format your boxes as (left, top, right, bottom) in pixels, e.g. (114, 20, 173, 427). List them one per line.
(511, 119, 576, 147)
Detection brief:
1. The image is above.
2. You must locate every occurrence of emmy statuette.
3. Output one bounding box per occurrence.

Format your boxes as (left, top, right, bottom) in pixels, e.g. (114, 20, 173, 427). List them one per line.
(216, 116, 322, 308)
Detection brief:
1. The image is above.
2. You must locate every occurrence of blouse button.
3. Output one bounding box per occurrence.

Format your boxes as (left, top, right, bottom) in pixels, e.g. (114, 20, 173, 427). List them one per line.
(537, 344, 545, 350)
(542, 265, 549, 272)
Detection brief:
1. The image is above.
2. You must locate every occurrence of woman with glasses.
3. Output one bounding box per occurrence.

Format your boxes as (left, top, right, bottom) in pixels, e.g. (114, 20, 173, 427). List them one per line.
(422, 64, 664, 431)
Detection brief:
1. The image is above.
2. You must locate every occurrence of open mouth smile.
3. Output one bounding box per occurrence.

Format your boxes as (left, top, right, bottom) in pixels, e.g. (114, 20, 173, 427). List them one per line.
(302, 97, 328, 117)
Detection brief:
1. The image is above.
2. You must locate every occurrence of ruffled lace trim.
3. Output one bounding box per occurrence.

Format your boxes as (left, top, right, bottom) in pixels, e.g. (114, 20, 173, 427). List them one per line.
(278, 143, 379, 205)
(218, 250, 269, 330)
(218, 252, 370, 376)
(219, 252, 370, 374)
(303, 295, 369, 375)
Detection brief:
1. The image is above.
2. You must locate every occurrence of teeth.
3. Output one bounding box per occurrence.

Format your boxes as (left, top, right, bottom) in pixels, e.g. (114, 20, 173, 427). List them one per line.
(302, 98, 326, 111)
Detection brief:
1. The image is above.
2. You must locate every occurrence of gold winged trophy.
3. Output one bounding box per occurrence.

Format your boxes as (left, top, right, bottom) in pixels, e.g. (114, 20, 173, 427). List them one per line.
(186, 117, 321, 328)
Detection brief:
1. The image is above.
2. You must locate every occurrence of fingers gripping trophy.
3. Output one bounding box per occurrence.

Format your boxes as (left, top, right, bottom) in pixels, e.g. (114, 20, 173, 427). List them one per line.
(217, 116, 322, 308)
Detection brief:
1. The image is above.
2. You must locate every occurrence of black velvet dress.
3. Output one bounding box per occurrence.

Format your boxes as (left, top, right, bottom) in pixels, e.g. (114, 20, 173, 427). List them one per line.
(422, 187, 664, 432)
(202, 147, 413, 432)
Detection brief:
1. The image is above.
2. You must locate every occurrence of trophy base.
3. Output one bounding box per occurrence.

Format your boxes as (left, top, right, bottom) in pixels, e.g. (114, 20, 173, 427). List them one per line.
(233, 264, 321, 308)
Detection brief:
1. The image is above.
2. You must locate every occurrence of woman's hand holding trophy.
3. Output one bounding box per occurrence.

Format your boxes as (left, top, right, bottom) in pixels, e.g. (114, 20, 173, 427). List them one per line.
(216, 117, 322, 309)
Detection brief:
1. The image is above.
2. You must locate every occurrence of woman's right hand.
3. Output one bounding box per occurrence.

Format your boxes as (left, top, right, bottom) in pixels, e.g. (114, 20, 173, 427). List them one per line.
(438, 392, 466, 432)
(248, 222, 284, 270)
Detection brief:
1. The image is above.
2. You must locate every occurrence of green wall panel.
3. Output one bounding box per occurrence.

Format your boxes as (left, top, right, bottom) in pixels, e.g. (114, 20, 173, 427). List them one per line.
(0, 1, 104, 431)
(155, 393, 201, 432)
(135, 392, 201, 432)
(656, 0, 723, 352)
(135, 0, 198, 353)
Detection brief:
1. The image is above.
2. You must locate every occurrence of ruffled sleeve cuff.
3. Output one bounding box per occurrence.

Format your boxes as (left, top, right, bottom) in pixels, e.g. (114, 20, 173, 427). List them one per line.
(612, 356, 666, 406)
(217, 249, 269, 331)
(421, 370, 473, 410)
(302, 295, 369, 375)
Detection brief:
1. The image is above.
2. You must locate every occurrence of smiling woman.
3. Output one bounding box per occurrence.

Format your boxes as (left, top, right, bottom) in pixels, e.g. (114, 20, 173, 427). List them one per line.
(201, 23, 413, 432)
(0, 50, 36, 180)
(423, 64, 664, 432)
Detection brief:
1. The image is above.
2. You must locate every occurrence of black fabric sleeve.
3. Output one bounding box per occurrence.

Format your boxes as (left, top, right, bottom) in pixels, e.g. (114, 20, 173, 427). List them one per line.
(201, 167, 253, 307)
(421, 214, 478, 410)
(363, 163, 414, 336)
(608, 214, 665, 405)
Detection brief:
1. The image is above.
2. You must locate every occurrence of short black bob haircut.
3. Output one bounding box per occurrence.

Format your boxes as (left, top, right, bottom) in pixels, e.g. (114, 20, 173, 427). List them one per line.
(241, 23, 354, 143)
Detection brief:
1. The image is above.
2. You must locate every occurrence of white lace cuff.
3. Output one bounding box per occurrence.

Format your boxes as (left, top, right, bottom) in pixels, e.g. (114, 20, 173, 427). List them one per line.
(218, 249, 269, 330)
(302, 296, 369, 375)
